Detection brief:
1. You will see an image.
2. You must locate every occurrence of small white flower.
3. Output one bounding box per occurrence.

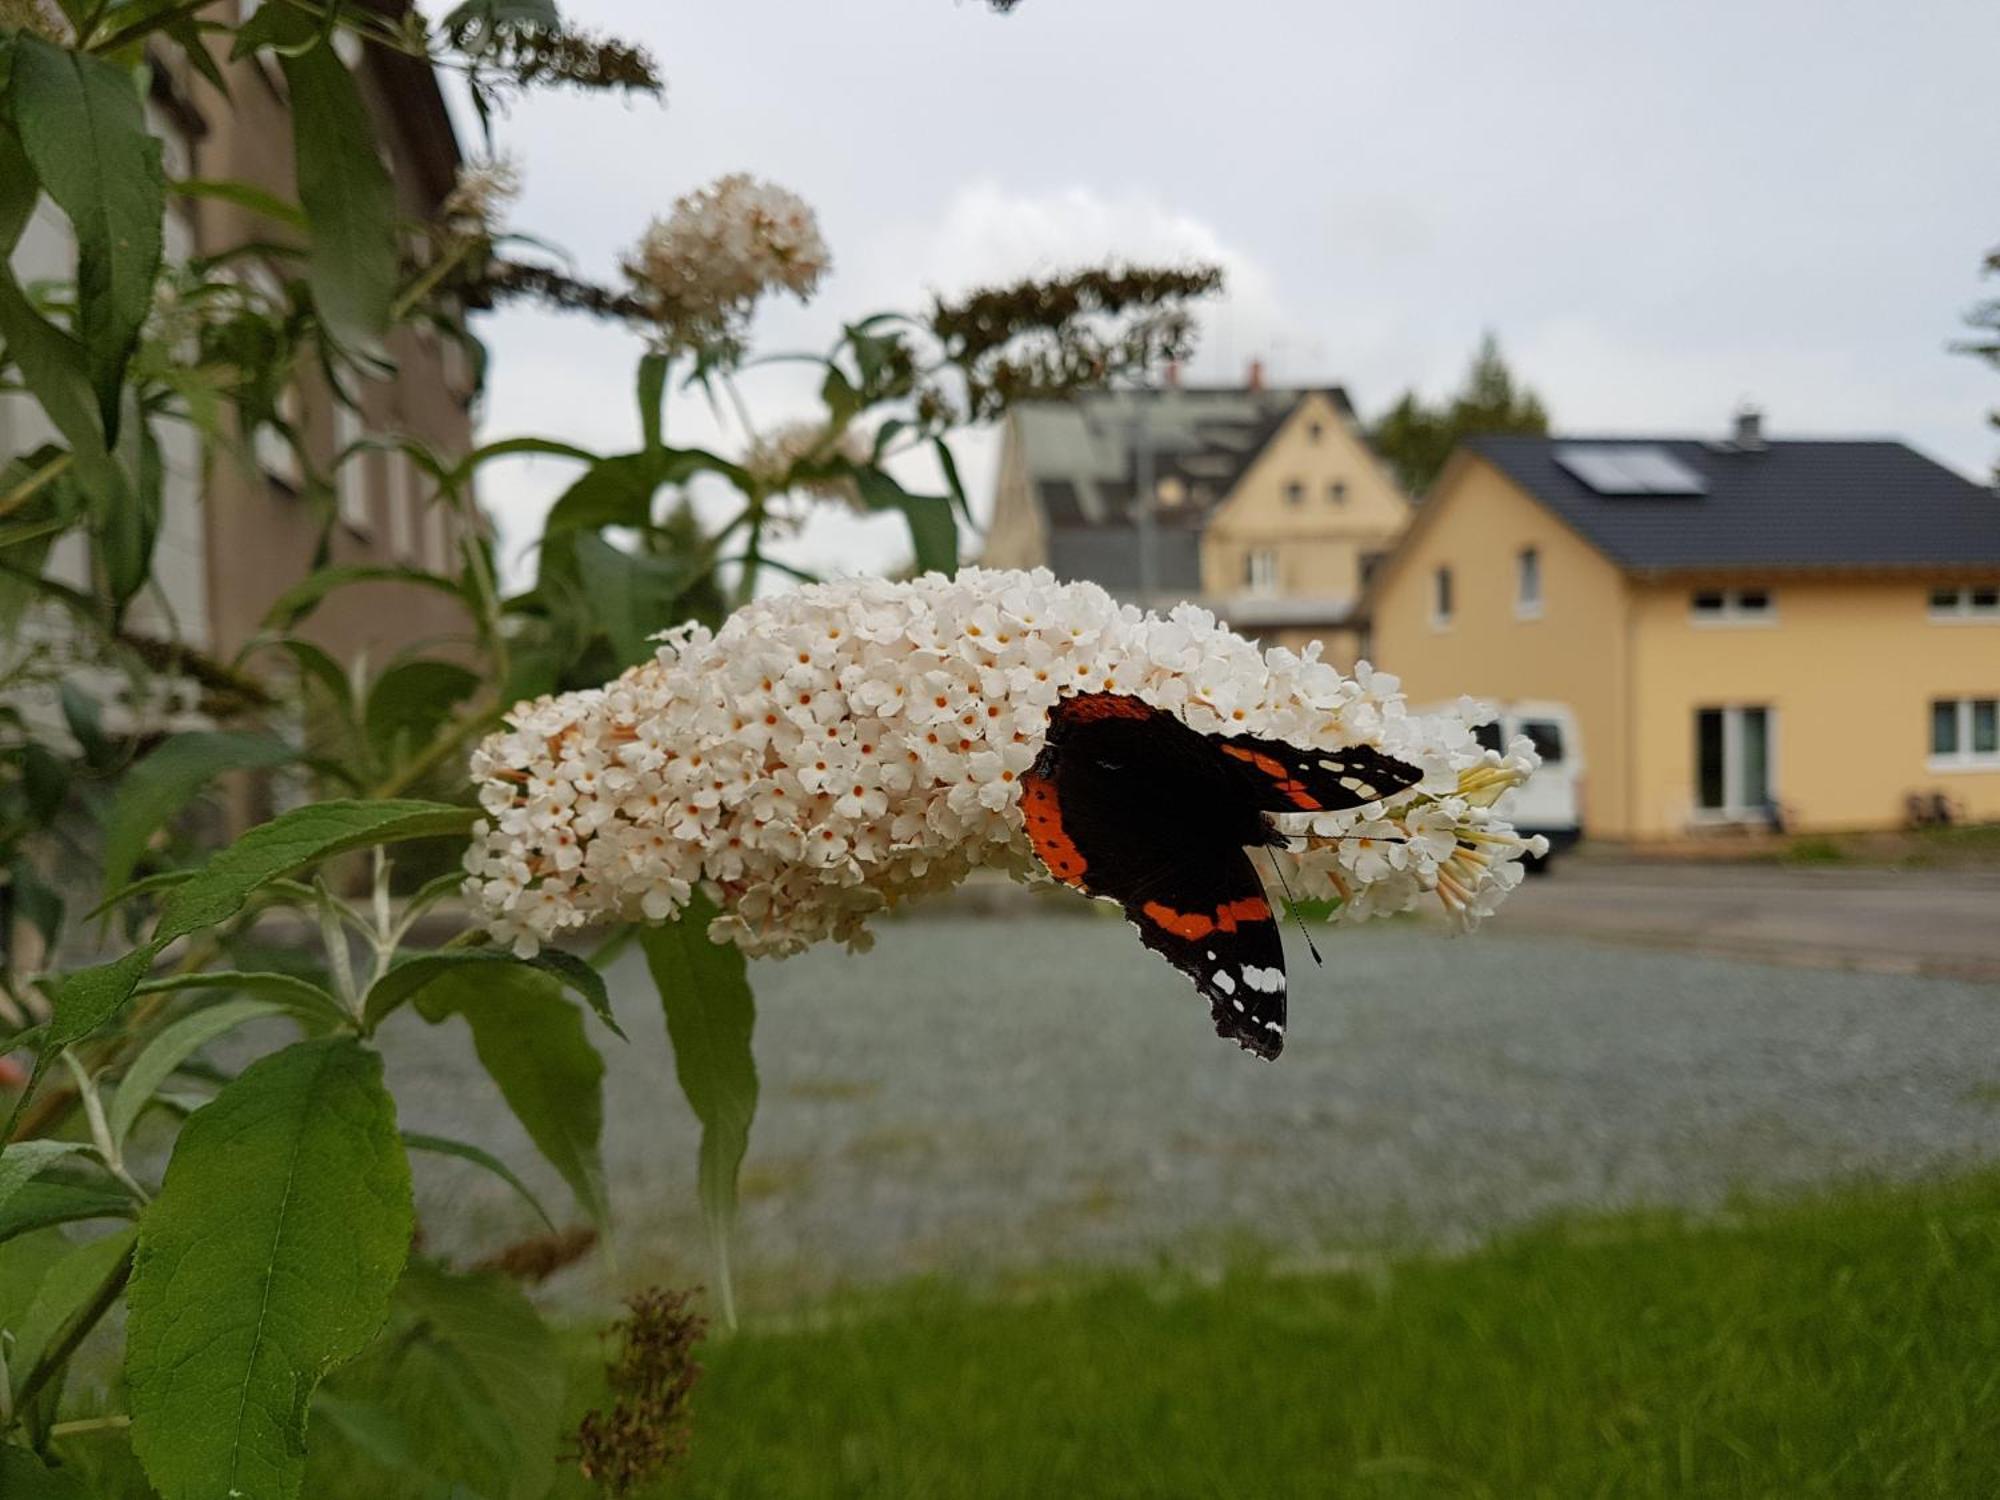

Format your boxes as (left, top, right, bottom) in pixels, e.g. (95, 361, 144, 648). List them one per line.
(463, 569, 1541, 957)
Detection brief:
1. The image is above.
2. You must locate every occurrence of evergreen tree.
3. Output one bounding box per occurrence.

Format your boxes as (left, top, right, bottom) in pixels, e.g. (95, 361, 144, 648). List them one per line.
(1371, 333, 1550, 498)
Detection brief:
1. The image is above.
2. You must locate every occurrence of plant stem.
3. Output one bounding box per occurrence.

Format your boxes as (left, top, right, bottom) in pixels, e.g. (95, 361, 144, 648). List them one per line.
(48, 1415, 131, 1438)
(5, 1248, 134, 1434)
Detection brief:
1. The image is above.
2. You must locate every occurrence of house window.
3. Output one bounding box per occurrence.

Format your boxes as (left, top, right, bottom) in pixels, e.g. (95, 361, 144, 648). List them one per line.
(1327, 479, 1347, 504)
(1695, 705, 1773, 817)
(1431, 565, 1454, 627)
(1691, 588, 1774, 624)
(1516, 546, 1542, 618)
(385, 449, 418, 562)
(332, 404, 372, 535)
(1245, 549, 1278, 594)
(1929, 585, 2000, 619)
(1930, 697, 2000, 768)
(1283, 480, 1304, 506)
(1308, 421, 1324, 444)
(255, 383, 303, 491)
(426, 498, 456, 574)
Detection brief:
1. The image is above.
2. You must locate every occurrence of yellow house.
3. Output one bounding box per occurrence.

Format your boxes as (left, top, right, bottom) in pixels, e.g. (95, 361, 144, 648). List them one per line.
(1367, 419, 2000, 840)
(983, 378, 1412, 662)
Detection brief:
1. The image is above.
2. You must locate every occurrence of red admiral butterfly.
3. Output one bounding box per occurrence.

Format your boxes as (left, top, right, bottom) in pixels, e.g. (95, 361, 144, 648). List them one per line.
(1021, 691, 1425, 1059)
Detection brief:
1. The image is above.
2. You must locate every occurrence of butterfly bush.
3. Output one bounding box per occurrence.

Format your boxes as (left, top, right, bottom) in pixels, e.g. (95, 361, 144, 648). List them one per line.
(464, 569, 1546, 959)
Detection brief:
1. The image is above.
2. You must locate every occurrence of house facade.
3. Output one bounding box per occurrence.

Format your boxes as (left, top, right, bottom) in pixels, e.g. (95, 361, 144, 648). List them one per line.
(1367, 419, 2000, 840)
(983, 376, 1411, 663)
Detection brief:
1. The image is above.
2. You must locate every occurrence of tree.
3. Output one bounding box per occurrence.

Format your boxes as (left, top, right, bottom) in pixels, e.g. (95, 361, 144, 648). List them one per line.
(1957, 243, 2000, 480)
(1371, 333, 1550, 498)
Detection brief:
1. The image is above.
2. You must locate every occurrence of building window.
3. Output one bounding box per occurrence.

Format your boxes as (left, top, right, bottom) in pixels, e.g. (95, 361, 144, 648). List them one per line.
(1691, 588, 1774, 624)
(1307, 421, 1324, 444)
(385, 449, 418, 562)
(1244, 549, 1278, 595)
(1930, 697, 2000, 768)
(1695, 705, 1773, 817)
(1283, 480, 1304, 507)
(1327, 479, 1347, 504)
(1516, 546, 1543, 618)
(425, 498, 456, 574)
(332, 404, 372, 535)
(1431, 565, 1454, 627)
(1929, 585, 2000, 619)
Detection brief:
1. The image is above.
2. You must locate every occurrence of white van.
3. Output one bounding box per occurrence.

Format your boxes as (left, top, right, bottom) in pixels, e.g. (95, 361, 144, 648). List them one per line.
(1469, 700, 1584, 871)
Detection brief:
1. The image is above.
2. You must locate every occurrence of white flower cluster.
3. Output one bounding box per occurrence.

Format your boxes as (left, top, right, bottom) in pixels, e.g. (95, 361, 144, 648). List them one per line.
(443, 155, 522, 234)
(464, 569, 1545, 959)
(743, 419, 871, 519)
(622, 173, 829, 355)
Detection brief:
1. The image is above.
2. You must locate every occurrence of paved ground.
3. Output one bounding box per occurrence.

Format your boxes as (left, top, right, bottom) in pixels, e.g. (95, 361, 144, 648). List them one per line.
(1495, 856, 2000, 981)
(378, 872, 2000, 1306)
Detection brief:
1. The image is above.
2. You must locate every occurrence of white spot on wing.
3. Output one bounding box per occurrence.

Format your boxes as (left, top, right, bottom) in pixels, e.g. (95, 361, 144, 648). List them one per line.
(1212, 970, 1235, 995)
(1243, 965, 1285, 994)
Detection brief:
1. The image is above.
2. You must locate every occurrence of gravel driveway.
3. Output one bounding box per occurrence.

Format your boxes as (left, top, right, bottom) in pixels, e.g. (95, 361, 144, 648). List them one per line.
(377, 903, 2000, 1304)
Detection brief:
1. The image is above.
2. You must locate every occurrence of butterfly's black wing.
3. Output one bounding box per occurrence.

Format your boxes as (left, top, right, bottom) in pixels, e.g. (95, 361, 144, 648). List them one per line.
(1022, 692, 1288, 1057)
(1217, 734, 1424, 815)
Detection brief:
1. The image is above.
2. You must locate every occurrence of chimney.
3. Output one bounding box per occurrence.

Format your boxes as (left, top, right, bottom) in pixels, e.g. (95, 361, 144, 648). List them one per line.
(1732, 403, 1765, 452)
(1246, 357, 1265, 393)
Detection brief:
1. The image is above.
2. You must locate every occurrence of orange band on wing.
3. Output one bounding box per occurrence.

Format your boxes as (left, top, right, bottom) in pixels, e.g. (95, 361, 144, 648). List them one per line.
(1020, 773, 1087, 886)
(1221, 743, 1323, 810)
(1139, 894, 1273, 941)
(1059, 692, 1155, 723)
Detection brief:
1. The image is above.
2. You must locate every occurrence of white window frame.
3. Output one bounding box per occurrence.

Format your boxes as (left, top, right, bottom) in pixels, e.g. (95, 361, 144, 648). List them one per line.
(385, 448, 418, 562)
(1430, 565, 1454, 629)
(1928, 585, 2000, 621)
(1690, 587, 1776, 626)
(1693, 704, 1777, 821)
(1929, 696, 2000, 772)
(1244, 548, 1279, 596)
(425, 498, 455, 574)
(1516, 546, 1543, 620)
(332, 405, 372, 536)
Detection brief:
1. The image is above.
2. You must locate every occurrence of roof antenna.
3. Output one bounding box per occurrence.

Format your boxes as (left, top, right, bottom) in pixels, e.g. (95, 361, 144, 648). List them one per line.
(1260, 850, 1323, 967)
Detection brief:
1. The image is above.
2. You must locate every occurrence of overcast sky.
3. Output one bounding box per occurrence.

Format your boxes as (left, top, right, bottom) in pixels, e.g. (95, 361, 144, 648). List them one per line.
(450, 0, 2000, 583)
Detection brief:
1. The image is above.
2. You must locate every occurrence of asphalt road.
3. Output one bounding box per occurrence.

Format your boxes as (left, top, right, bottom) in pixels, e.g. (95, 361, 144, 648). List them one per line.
(1496, 857, 2000, 981)
(378, 873, 2000, 1306)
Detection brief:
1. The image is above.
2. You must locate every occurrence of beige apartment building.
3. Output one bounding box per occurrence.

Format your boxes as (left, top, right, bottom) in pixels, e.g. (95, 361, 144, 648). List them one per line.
(0, 4, 478, 681)
(983, 373, 1412, 664)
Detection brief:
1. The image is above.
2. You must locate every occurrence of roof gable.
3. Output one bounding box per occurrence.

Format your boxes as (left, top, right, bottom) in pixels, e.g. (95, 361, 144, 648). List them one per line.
(1469, 436, 2000, 573)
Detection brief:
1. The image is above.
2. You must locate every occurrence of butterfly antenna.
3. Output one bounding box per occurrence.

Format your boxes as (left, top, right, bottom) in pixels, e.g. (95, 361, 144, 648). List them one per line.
(1262, 851, 1323, 967)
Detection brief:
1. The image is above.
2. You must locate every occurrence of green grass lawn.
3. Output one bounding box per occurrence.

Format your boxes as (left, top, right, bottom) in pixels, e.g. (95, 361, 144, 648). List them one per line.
(54, 1170, 2000, 1498)
(628, 1172, 2000, 1500)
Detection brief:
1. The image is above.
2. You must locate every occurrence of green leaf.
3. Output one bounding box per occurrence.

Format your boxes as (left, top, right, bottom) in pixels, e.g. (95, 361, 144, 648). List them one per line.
(84, 865, 194, 921)
(152, 799, 477, 946)
(170, 175, 306, 231)
(637, 350, 667, 453)
(415, 966, 608, 1227)
(0, 1180, 135, 1244)
(106, 996, 293, 1152)
(263, 562, 469, 630)
(265, 635, 356, 719)
(126, 1038, 413, 1500)
(364, 947, 622, 1039)
(132, 970, 344, 1025)
(541, 451, 661, 537)
(0, 260, 105, 460)
(10, 37, 165, 439)
(639, 889, 757, 1329)
(401, 1132, 554, 1231)
(572, 530, 694, 667)
(100, 729, 299, 898)
(281, 36, 397, 345)
(395, 1263, 563, 1499)
(0, 1445, 87, 1499)
(934, 435, 975, 525)
(364, 658, 480, 771)
(6, 1225, 136, 1397)
(0, 1140, 94, 1221)
(855, 467, 958, 577)
(39, 946, 156, 1055)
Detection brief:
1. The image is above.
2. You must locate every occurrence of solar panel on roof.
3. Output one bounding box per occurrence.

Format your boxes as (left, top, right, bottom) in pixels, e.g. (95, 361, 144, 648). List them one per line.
(1555, 445, 1707, 497)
